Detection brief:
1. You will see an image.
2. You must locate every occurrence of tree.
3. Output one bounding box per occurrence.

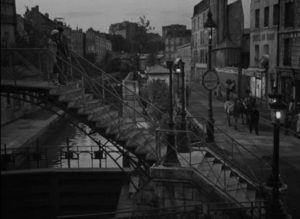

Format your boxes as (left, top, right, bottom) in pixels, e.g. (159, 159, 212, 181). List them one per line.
(134, 15, 154, 53)
(140, 79, 169, 122)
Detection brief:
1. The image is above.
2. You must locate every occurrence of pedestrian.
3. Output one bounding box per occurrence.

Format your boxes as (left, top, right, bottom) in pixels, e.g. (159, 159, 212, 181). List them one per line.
(56, 26, 70, 85)
(47, 29, 59, 85)
(225, 79, 232, 100)
(249, 105, 259, 135)
(296, 113, 300, 138)
(230, 80, 236, 96)
(186, 85, 191, 106)
(284, 99, 295, 135)
(214, 82, 222, 98)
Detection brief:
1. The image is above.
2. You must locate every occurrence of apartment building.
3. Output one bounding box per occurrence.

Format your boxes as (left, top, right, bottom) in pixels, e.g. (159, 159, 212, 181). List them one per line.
(277, 0, 300, 111)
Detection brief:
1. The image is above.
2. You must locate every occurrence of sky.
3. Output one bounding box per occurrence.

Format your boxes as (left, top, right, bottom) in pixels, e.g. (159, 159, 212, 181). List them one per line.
(16, 0, 250, 34)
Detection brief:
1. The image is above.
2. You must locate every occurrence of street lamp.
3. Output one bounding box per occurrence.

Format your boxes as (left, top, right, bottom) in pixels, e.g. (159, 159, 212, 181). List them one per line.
(174, 58, 189, 152)
(264, 93, 290, 219)
(204, 9, 217, 143)
(163, 61, 180, 166)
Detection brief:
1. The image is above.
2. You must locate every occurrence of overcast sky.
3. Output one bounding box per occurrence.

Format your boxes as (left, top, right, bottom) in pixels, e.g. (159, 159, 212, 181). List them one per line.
(16, 0, 250, 34)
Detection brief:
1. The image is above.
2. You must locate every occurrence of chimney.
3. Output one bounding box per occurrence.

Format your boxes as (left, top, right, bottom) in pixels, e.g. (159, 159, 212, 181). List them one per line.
(45, 13, 49, 18)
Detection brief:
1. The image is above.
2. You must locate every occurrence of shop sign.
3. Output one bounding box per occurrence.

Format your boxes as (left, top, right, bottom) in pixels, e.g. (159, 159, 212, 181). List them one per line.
(202, 69, 219, 91)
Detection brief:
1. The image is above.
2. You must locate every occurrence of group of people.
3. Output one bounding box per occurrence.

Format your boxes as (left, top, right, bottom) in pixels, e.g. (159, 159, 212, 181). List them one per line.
(47, 27, 70, 85)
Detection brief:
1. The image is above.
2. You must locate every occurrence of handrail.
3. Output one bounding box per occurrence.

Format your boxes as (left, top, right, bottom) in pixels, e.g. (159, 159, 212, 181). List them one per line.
(185, 114, 271, 182)
(56, 200, 265, 219)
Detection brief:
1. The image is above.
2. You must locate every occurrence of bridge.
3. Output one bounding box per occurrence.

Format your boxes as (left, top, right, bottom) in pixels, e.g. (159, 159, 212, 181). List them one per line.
(1, 48, 269, 218)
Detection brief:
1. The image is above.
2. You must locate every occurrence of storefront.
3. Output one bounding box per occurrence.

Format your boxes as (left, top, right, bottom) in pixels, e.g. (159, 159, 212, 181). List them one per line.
(278, 67, 300, 113)
(243, 68, 267, 102)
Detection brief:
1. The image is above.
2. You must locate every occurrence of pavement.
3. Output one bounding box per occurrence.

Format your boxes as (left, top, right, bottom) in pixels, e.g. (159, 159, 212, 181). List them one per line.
(186, 81, 300, 218)
(1, 109, 64, 151)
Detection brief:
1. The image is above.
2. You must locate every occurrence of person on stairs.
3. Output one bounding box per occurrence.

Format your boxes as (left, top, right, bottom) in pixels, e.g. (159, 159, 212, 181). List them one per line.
(47, 29, 59, 85)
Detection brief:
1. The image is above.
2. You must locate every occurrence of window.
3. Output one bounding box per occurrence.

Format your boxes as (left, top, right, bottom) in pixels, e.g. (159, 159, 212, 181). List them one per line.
(283, 38, 291, 65)
(285, 2, 294, 27)
(273, 4, 279, 25)
(255, 9, 260, 28)
(264, 7, 269, 27)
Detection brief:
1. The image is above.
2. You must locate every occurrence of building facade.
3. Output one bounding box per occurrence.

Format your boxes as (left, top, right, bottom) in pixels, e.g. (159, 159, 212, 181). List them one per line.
(246, 0, 280, 102)
(70, 28, 84, 56)
(1, 0, 16, 47)
(277, 0, 300, 112)
(176, 43, 192, 82)
(86, 28, 108, 63)
(109, 21, 139, 41)
(164, 29, 191, 62)
(162, 24, 186, 40)
(191, 0, 244, 82)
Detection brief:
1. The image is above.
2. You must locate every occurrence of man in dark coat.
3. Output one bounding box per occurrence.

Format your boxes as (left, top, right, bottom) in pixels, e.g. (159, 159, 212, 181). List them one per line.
(249, 105, 259, 135)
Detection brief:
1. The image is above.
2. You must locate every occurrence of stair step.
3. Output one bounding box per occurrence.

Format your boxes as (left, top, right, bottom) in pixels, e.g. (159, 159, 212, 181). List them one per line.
(87, 105, 111, 119)
(67, 94, 94, 108)
(178, 151, 207, 168)
(197, 157, 215, 176)
(58, 88, 85, 102)
(49, 82, 81, 95)
(82, 105, 110, 118)
(93, 111, 119, 125)
(77, 100, 103, 114)
(233, 183, 248, 203)
(244, 189, 256, 203)
(206, 163, 223, 184)
(126, 133, 152, 148)
(105, 118, 135, 134)
(226, 176, 239, 197)
(216, 168, 232, 189)
(119, 128, 144, 141)
(133, 136, 155, 155)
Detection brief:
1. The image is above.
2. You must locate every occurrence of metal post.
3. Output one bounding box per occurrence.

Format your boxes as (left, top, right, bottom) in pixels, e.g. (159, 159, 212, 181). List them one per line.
(275, 0, 281, 92)
(206, 27, 215, 143)
(179, 61, 189, 152)
(163, 61, 180, 166)
(99, 141, 102, 168)
(265, 119, 289, 219)
(36, 139, 40, 168)
(2, 144, 8, 170)
(66, 137, 71, 168)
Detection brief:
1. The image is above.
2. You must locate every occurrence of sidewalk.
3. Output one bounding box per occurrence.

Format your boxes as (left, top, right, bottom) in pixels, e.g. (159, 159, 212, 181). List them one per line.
(187, 82, 299, 157)
(187, 82, 300, 218)
(1, 109, 64, 151)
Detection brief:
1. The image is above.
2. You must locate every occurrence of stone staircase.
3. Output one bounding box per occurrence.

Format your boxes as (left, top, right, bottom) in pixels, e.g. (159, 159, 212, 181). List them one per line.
(49, 82, 157, 163)
(178, 147, 264, 213)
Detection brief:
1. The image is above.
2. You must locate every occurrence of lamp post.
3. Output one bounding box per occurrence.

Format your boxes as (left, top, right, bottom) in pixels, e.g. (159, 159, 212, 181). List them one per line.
(175, 59, 189, 152)
(264, 93, 289, 219)
(204, 10, 217, 143)
(163, 61, 180, 166)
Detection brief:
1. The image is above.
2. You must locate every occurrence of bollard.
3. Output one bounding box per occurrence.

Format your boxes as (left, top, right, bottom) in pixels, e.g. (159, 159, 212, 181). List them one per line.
(66, 137, 71, 168)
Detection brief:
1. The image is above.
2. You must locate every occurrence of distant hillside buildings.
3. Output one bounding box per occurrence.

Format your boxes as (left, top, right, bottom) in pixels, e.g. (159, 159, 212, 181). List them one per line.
(109, 21, 139, 41)
(13, 5, 112, 62)
(162, 25, 191, 62)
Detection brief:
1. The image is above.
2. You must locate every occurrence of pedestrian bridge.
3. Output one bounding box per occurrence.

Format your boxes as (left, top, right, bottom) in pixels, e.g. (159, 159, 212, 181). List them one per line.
(1, 48, 269, 219)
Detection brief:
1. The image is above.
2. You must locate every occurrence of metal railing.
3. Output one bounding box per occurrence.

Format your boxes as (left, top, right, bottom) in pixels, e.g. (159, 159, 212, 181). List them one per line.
(1, 140, 125, 170)
(56, 201, 265, 219)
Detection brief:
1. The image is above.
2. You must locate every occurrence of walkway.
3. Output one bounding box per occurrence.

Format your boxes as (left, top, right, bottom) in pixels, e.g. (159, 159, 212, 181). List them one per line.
(1, 109, 64, 150)
(187, 82, 300, 218)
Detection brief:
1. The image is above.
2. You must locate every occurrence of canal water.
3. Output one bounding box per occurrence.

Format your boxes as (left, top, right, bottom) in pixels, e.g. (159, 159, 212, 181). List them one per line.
(43, 121, 123, 169)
